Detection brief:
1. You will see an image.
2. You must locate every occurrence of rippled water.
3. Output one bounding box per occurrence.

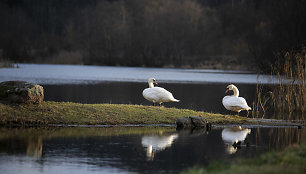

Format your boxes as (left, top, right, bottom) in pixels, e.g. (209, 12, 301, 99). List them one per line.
(0, 126, 304, 174)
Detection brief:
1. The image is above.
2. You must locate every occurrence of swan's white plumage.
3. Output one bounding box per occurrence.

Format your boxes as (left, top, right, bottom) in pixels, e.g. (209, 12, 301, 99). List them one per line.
(222, 96, 250, 112)
(222, 84, 251, 113)
(143, 78, 179, 104)
(143, 87, 179, 103)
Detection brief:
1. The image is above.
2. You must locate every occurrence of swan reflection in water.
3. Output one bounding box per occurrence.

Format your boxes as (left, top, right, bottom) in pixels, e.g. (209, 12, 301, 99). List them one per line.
(221, 126, 251, 154)
(141, 133, 178, 160)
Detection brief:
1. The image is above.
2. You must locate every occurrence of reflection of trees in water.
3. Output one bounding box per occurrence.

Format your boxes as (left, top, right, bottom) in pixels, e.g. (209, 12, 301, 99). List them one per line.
(141, 133, 178, 160)
(0, 136, 43, 158)
(255, 127, 306, 150)
(221, 126, 251, 154)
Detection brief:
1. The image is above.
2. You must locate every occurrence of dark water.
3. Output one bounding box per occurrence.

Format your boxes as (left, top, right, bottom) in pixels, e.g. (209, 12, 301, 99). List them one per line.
(0, 126, 304, 174)
(43, 82, 257, 114)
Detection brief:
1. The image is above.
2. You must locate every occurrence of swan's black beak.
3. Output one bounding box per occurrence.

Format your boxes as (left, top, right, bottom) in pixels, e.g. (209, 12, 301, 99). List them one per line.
(225, 89, 229, 93)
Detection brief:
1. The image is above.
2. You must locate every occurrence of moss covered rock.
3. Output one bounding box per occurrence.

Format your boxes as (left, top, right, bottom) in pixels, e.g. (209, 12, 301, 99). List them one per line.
(0, 81, 44, 104)
(176, 116, 211, 128)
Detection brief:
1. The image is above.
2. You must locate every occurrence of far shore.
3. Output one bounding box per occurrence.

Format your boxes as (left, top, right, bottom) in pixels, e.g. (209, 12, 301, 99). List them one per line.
(0, 63, 278, 85)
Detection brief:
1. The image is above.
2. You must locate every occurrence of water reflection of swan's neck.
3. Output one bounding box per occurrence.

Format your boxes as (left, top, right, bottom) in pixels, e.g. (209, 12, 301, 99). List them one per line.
(146, 145, 154, 160)
(225, 144, 237, 154)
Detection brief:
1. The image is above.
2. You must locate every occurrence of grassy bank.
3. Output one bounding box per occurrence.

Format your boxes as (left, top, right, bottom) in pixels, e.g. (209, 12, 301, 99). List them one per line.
(0, 101, 304, 127)
(0, 101, 253, 126)
(182, 143, 306, 174)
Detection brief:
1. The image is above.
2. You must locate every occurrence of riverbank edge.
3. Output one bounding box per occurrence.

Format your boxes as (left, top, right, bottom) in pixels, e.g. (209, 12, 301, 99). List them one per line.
(0, 101, 304, 127)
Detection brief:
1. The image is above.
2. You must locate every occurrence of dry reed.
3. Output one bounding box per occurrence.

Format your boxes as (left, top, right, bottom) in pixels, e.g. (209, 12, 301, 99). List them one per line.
(252, 48, 305, 121)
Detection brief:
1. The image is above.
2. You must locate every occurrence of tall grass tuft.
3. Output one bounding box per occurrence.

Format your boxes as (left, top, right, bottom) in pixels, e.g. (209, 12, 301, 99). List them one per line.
(252, 48, 305, 121)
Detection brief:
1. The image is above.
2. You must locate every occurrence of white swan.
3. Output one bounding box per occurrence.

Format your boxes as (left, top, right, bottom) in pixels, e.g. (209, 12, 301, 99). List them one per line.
(222, 84, 251, 114)
(143, 78, 180, 105)
(221, 126, 251, 154)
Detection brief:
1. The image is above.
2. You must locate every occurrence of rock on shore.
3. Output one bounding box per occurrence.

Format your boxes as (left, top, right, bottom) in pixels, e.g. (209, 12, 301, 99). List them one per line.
(0, 81, 44, 104)
(176, 116, 211, 129)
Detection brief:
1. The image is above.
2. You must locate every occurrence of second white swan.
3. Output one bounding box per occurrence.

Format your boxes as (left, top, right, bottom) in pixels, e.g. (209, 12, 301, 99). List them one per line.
(222, 84, 251, 114)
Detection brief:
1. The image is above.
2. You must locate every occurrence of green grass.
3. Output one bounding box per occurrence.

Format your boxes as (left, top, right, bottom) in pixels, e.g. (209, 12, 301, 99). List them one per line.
(0, 101, 304, 126)
(0, 101, 251, 126)
(182, 143, 306, 174)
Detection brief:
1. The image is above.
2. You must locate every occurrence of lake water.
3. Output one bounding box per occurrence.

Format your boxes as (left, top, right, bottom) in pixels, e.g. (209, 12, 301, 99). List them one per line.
(0, 126, 305, 174)
(0, 64, 304, 173)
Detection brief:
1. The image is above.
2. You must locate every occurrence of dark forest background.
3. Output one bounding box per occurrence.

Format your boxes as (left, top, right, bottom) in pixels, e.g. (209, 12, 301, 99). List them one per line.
(0, 0, 305, 72)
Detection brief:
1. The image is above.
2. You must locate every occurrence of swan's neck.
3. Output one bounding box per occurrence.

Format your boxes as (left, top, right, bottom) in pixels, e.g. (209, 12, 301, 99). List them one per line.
(148, 82, 154, 88)
(232, 86, 239, 97)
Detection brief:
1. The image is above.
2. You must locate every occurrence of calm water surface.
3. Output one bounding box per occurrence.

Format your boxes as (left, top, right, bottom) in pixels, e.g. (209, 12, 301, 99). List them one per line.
(0, 126, 305, 174)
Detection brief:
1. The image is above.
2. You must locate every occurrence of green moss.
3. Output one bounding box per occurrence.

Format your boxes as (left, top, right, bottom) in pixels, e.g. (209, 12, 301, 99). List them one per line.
(182, 144, 306, 174)
(0, 101, 253, 126)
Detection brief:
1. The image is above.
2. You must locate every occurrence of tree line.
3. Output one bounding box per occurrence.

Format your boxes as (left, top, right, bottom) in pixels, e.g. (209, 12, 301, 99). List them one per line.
(0, 0, 305, 72)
